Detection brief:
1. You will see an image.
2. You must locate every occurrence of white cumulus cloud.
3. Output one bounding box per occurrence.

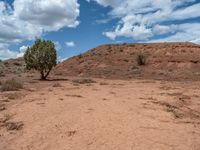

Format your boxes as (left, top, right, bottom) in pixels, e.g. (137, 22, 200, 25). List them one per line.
(16, 45, 28, 58)
(54, 41, 62, 51)
(0, 0, 80, 60)
(66, 41, 75, 47)
(90, 0, 200, 43)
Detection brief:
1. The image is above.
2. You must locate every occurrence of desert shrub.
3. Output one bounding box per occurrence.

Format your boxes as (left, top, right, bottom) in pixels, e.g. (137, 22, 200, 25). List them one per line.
(13, 62, 21, 66)
(77, 54, 83, 59)
(1, 79, 23, 91)
(24, 39, 57, 80)
(136, 53, 146, 65)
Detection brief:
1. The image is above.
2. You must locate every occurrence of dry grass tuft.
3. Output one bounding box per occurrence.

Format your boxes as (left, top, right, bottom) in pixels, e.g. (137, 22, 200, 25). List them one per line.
(5, 122, 24, 130)
(0, 114, 24, 130)
(1, 79, 23, 91)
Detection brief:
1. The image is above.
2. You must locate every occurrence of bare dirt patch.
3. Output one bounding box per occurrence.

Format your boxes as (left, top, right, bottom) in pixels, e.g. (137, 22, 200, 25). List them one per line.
(0, 79, 200, 150)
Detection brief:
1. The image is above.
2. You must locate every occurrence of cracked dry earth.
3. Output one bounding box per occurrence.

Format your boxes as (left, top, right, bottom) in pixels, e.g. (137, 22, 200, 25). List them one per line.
(0, 79, 200, 150)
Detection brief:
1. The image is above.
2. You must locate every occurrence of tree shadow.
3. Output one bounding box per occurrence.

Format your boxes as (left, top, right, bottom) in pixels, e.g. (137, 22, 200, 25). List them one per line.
(33, 78, 69, 82)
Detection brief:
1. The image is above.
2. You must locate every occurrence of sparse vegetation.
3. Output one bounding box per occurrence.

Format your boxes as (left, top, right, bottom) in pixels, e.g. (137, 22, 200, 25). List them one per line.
(136, 53, 146, 65)
(166, 107, 182, 119)
(13, 62, 22, 66)
(1, 79, 23, 91)
(132, 65, 141, 74)
(0, 63, 4, 76)
(72, 78, 96, 84)
(24, 39, 57, 80)
(52, 83, 62, 87)
(0, 114, 23, 130)
(5, 122, 24, 131)
(67, 130, 77, 137)
(0, 104, 6, 111)
(5, 93, 23, 100)
(0, 71, 4, 77)
(99, 82, 109, 85)
(78, 54, 83, 59)
(0, 114, 11, 124)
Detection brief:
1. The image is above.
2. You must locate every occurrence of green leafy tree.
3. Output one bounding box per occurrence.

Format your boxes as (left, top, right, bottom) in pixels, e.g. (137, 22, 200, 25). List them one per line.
(24, 39, 57, 80)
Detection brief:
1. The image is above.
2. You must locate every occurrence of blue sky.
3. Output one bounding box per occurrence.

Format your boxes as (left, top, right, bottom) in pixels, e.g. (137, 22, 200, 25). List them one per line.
(0, 0, 200, 60)
(44, 0, 117, 60)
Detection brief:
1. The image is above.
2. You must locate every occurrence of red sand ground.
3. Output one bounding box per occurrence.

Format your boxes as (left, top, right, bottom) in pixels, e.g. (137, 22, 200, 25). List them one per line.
(0, 78, 200, 150)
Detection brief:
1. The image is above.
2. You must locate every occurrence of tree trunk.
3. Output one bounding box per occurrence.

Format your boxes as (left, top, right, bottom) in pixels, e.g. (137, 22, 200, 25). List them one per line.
(40, 69, 51, 80)
(40, 71, 46, 80)
(44, 70, 51, 79)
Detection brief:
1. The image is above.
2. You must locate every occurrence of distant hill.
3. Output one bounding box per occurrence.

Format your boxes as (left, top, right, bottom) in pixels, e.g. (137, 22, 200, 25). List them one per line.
(55, 42, 200, 80)
(0, 57, 25, 77)
(1, 42, 200, 80)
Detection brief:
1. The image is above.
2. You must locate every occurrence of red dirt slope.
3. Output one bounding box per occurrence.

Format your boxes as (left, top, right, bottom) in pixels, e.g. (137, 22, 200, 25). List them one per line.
(55, 42, 200, 80)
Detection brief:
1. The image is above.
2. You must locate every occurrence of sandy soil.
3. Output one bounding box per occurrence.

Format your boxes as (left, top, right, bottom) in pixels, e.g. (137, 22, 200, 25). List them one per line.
(0, 78, 200, 150)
